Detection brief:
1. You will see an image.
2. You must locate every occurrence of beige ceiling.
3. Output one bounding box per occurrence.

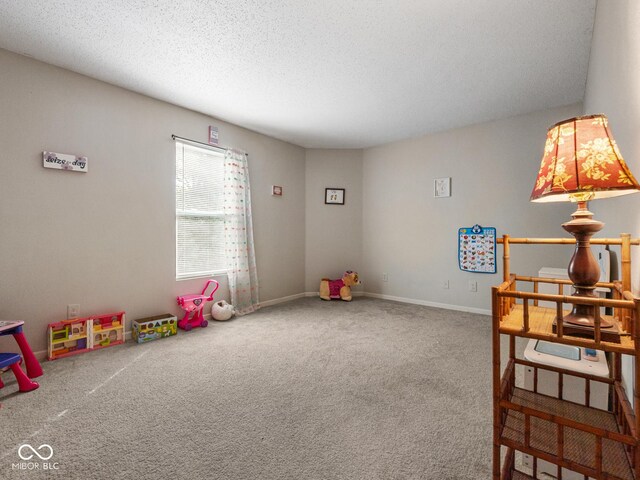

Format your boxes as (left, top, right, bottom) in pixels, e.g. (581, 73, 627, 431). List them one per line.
(0, 0, 596, 148)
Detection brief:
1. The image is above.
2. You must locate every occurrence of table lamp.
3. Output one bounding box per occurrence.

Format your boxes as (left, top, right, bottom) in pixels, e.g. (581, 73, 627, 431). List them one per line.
(530, 114, 640, 328)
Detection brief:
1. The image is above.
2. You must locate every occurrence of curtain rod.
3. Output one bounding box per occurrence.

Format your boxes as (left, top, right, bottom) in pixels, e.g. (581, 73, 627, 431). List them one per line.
(171, 134, 248, 157)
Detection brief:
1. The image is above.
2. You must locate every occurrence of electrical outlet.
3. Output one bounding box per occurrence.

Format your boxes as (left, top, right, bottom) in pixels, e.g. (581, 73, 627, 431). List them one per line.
(382, 273, 389, 282)
(442, 280, 449, 289)
(468, 281, 477, 292)
(67, 304, 80, 319)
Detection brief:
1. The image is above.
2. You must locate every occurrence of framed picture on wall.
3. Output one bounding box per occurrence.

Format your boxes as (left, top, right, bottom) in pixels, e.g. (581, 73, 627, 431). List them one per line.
(434, 177, 451, 198)
(325, 188, 345, 205)
(208, 125, 219, 145)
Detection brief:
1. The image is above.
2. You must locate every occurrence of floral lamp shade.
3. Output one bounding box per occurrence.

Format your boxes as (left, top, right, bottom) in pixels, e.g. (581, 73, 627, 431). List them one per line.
(530, 114, 640, 202)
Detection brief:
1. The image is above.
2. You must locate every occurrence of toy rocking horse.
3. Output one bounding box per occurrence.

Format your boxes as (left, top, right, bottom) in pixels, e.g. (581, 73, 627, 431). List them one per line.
(319, 271, 360, 301)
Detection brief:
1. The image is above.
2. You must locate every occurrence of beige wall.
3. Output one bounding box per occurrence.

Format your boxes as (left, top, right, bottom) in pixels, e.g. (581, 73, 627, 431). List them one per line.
(305, 149, 363, 292)
(0, 49, 306, 354)
(362, 104, 582, 312)
(584, 0, 640, 290)
(583, 0, 640, 403)
(4, 4, 636, 356)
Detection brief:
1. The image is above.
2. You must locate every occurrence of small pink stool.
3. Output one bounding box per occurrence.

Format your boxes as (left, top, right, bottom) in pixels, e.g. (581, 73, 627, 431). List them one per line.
(0, 353, 39, 392)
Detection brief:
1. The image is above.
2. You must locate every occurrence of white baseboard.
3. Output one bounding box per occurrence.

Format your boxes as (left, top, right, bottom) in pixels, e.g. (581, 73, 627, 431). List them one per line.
(305, 291, 365, 298)
(259, 292, 307, 308)
(304, 290, 488, 314)
(33, 349, 48, 361)
(32, 293, 488, 362)
(362, 292, 491, 316)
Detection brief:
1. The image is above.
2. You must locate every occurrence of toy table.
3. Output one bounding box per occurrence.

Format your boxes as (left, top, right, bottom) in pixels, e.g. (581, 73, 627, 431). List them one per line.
(0, 321, 43, 378)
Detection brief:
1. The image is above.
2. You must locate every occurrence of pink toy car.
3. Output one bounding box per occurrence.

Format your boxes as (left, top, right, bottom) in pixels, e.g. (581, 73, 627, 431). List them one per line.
(176, 280, 220, 331)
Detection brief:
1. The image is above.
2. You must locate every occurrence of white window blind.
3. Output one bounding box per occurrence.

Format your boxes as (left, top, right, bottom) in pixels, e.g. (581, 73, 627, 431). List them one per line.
(175, 141, 226, 279)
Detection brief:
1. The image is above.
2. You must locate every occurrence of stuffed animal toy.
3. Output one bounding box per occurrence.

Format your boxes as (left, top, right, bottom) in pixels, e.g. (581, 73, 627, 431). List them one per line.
(319, 271, 360, 301)
(211, 300, 235, 321)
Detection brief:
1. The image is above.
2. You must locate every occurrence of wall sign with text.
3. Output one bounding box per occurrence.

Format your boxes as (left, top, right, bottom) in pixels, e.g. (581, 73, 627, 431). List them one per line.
(43, 151, 88, 172)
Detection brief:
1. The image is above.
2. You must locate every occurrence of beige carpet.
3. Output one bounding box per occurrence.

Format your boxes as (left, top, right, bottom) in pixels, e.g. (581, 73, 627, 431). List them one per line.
(0, 297, 495, 479)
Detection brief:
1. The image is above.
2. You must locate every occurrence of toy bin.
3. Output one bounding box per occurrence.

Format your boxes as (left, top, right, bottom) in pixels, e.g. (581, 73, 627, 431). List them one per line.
(132, 314, 177, 344)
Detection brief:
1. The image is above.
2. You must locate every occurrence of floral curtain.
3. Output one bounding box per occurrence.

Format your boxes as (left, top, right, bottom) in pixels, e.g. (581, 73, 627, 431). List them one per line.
(224, 150, 260, 315)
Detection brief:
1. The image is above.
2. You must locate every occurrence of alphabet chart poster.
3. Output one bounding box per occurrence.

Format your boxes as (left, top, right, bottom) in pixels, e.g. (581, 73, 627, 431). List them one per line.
(458, 225, 496, 273)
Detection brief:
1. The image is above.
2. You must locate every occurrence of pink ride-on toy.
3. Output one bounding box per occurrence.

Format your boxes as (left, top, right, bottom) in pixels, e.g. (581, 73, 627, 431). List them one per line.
(0, 353, 39, 392)
(176, 279, 220, 331)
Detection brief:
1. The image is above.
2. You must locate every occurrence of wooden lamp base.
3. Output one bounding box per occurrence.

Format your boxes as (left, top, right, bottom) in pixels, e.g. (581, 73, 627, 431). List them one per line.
(552, 317, 621, 343)
(561, 200, 612, 331)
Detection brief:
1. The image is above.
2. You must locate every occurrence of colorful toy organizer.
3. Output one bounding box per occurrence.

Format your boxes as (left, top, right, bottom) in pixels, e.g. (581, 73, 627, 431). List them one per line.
(132, 314, 177, 344)
(48, 311, 125, 360)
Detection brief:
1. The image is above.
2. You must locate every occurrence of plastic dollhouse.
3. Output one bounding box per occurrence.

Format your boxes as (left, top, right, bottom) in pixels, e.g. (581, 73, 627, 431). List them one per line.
(48, 311, 125, 360)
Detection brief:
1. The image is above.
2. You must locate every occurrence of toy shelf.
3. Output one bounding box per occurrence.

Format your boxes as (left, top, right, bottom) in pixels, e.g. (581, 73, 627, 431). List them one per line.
(93, 325, 122, 333)
(91, 340, 124, 351)
(51, 335, 87, 345)
(48, 312, 125, 360)
(48, 349, 85, 361)
(492, 234, 640, 480)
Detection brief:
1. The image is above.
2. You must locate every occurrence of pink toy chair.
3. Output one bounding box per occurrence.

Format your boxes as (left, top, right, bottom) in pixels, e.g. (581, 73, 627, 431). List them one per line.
(0, 353, 39, 392)
(177, 279, 220, 331)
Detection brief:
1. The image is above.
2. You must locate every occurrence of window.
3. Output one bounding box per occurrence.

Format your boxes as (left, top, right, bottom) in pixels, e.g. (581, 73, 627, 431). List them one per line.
(175, 141, 226, 279)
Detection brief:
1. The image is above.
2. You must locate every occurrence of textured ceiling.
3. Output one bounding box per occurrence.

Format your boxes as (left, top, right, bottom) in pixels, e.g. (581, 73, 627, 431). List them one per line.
(0, 1, 596, 148)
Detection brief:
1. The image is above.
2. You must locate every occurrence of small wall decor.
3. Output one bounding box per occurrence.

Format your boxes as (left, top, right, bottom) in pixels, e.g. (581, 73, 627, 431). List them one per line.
(325, 188, 345, 205)
(43, 151, 88, 172)
(458, 224, 496, 273)
(208, 125, 219, 146)
(434, 177, 451, 197)
(271, 185, 283, 196)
